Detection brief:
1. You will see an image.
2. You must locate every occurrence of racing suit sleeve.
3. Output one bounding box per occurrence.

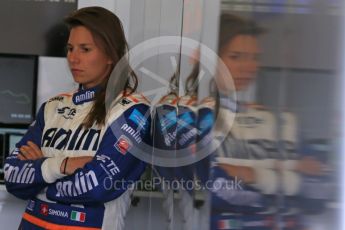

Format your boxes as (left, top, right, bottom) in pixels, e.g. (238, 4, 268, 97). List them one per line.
(45, 104, 151, 204)
(4, 103, 49, 200)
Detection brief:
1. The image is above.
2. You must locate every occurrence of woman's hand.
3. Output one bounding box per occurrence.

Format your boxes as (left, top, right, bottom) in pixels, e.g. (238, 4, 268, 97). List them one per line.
(297, 156, 325, 176)
(60, 156, 93, 175)
(18, 141, 43, 160)
(218, 163, 256, 184)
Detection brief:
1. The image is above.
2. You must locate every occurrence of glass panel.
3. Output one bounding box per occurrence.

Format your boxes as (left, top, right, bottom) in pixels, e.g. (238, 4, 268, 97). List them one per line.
(207, 0, 343, 229)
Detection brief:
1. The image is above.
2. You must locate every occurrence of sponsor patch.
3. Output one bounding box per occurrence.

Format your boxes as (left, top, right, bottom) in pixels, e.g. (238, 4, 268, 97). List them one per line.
(48, 96, 64, 103)
(57, 107, 76, 119)
(97, 155, 120, 176)
(199, 113, 213, 133)
(115, 135, 133, 155)
(72, 87, 98, 105)
(71, 211, 86, 222)
(163, 131, 176, 147)
(56, 171, 99, 198)
(218, 219, 241, 229)
(129, 109, 147, 129)
(180, 112, 194, 126)
(120, 98, 131, 106)
(42, 125, 101, 151)
(159, 110, 176, 131)
(4, 163, 35, 184)
(120, 124, 142, 143)
(178, 128, 197, 146)
(177, 111, 194, 132)
(40, 204, 49, 216)
(27, 200, 35, 211)
(49, 209, 69, 218)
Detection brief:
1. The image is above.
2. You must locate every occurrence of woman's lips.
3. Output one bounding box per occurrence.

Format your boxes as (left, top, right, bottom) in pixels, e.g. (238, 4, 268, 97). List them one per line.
(71, 69, 83, 75)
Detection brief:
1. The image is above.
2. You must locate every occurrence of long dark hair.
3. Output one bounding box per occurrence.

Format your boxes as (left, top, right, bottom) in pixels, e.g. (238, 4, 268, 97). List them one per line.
(218, 14, 265, 53)
(65, 6, 138, 128)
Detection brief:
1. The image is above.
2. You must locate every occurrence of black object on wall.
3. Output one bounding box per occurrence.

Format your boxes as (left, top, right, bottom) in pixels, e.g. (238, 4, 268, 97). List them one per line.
(0, 54, 38, 127)
(0, 0, 77, 57)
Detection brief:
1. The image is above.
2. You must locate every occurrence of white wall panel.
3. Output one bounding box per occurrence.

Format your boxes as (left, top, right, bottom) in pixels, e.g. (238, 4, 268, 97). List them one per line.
(36, 57, 76, 110)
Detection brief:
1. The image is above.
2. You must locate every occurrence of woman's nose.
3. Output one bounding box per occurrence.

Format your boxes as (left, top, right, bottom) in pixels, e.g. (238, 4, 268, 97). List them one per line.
(67, 50, 80, 64)
(241, 56, 258, 73)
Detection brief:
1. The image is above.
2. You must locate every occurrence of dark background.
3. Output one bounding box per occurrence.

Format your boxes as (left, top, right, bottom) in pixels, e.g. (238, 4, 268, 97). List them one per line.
(0, 0, 77, 57)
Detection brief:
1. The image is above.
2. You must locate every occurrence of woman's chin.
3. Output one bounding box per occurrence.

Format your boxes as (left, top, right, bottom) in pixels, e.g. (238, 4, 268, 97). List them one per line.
(72, 76, 83, 85)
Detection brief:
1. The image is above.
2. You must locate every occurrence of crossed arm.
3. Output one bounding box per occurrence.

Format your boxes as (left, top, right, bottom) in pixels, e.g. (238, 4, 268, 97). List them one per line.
(18, 141, 92, 175)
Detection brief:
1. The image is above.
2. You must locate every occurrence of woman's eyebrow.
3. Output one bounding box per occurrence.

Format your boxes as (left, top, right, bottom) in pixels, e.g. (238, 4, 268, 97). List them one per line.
(67, 43, 93, 46)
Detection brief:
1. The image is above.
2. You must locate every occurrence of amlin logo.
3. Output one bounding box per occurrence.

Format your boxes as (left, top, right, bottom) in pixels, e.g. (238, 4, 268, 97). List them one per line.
(70, 211, 86, 222)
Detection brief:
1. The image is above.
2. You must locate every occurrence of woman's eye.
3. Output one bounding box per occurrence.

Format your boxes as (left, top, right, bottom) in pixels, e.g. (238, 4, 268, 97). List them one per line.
(82, 47, 91, 52)
(229, 53, 241, 60)
(66, 46, 73, 52)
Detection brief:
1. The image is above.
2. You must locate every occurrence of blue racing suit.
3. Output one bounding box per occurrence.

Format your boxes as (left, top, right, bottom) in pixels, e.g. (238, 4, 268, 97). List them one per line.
(4, 86, 151, 230)
(210, 96, 278, 230)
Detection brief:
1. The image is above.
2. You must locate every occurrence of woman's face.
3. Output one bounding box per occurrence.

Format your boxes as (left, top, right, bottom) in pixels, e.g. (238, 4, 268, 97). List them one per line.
(67, 26, 112, 89)
(218, 34, 260, 92)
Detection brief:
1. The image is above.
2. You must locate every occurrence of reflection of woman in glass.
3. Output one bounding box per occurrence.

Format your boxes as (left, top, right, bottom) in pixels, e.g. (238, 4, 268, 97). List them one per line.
(5, 7, 150, 230)
(210, 14, 326, 230)
(210, 14, 279, 229)
(214, 13, 269, 185)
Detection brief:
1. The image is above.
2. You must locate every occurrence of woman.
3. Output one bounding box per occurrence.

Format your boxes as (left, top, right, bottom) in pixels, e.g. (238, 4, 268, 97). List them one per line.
(213, 13, 269, 188)
(4, 7, 151, 230)
(209, 14, 279, 230)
